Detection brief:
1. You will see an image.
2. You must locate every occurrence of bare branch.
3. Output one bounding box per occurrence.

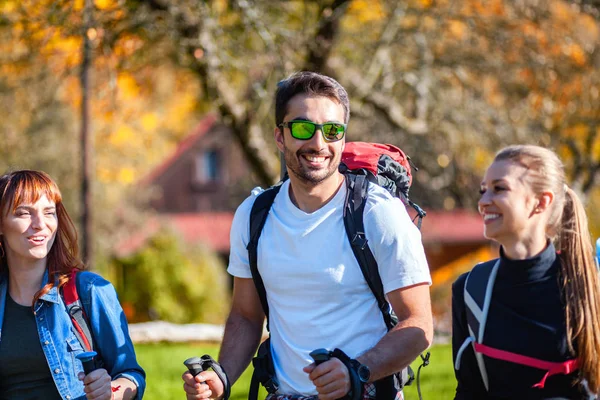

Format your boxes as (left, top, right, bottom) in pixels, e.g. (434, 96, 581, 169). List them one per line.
(303, 0, 352, 72)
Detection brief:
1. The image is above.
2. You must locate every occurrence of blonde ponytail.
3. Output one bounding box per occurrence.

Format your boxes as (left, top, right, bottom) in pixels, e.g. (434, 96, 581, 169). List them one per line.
(558, 187, 600, 394)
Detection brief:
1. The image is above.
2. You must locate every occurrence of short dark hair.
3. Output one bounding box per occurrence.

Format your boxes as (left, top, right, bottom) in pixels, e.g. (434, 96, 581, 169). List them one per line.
(275, 71, 350, 126)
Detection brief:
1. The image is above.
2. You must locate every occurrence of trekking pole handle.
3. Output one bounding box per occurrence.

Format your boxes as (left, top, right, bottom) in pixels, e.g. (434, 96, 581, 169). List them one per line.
(184, 357, 211, 377)
(309, 348, 331, 365)
(76, 351, 98, 375)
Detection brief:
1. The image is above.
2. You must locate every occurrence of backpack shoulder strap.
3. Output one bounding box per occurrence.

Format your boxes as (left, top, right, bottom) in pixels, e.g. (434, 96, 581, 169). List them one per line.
(343, 173, 419, 391)
(458, 259, 500, 391)
(61, 270, 95, 352)
(342, 174, 395, 330)
(246, 183, 283, 329)
(464, 260, 500, 343)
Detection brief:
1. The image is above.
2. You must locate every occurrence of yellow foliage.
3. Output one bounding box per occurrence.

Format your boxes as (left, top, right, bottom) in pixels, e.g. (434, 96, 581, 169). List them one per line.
(473, 147, 493, 172)
(577, 15, 599, 42)
(448, 20, 468, 40)
(588, 187, 600, 239)
(592, 127, 600, 161)
(563, 123, 589, 141)
(522, 22, 547, 47)
(400, 14, 418, 30)
(165, 92, 198, 133)
(213, 0, 228, 13)
(97, 166, 113, 183)
(117, 73, 140, 100)
(348, 0, 385, 23)
(95, 0, 115, 10)
(113, 35, 145, 58)
(109, 125, 136, 147)
(117, 167, 136, 184)
(460, 0, 504, 17)
(557, 143, 571, 162)
(550, 0, 575, 24)
(416, 0, 433, 9)
(432, 246, 496, 286)
(141, 113, 159, 132)
(1, 1, 17, 13)
(565, 43, 587, 67)
(57, 76, 81, 109)
(422, 15, 437, 31)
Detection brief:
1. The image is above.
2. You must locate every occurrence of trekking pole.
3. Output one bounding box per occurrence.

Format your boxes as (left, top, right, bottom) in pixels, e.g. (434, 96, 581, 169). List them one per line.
(76, 351, 98, 375)
(309, 348, 331, 365)
(184, 357, 211, 377)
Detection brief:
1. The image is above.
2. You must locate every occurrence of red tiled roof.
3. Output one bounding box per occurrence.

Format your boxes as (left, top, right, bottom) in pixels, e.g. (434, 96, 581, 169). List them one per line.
(114, 212, 233, 257)
(115, 208, 484, 257)
(415, 209, 485, 244)
(167, 213, 233, 252)
(139, 114, 218, 186)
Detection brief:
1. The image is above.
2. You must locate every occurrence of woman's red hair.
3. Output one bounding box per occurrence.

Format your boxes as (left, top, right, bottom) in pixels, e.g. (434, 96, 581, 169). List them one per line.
(0, 170, 84, 304)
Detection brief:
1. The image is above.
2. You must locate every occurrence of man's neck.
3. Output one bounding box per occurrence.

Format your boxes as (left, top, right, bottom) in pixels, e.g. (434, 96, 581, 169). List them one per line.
(288, 172, 345, 213)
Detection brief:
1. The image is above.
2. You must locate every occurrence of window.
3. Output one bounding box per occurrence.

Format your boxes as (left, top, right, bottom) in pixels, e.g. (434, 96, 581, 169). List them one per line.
(194, 150, 219, 183)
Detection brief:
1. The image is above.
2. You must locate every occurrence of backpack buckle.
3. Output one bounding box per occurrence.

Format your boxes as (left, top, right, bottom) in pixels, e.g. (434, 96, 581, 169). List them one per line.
(263, 377, 279, 394)
(351, 233, 368, 250)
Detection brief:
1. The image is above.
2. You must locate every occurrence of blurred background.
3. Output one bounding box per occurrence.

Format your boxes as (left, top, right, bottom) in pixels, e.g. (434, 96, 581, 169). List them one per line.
(2, 0, 600, 337)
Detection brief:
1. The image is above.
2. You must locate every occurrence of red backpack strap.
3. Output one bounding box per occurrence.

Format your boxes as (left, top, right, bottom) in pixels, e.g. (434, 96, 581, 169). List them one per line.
(62, 270, 94, 352)
(473, 343, 579, 389)
(62, 270, 79, 305)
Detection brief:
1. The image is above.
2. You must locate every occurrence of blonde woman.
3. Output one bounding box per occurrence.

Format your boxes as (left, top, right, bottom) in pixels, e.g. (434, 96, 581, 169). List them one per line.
(452, 145, 600, 399)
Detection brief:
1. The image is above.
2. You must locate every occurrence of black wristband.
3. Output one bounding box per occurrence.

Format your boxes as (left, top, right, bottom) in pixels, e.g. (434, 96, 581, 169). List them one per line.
(200, 355, 231, 400)
(331, 349, 364, 400)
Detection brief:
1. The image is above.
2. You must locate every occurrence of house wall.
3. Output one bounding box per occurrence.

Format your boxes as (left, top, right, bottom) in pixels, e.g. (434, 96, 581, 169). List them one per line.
(150, 124, 254, 212)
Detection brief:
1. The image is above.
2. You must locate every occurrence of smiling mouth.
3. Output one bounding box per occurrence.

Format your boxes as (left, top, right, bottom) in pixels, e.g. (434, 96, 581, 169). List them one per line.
(27, 236, 47, 245)
(483, 213, 501, 223)
(303, 155, 328, 163)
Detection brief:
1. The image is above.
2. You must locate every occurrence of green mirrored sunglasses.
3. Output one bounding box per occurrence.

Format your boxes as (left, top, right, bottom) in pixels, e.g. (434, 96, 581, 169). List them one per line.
(279, 120, 346, 142)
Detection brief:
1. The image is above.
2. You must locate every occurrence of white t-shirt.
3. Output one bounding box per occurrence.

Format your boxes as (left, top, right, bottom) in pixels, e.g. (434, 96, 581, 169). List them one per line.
(228, 179, 431, 395)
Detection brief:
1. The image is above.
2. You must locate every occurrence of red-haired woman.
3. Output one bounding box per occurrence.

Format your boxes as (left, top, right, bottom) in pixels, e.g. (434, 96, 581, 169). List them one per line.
(0, 170, 145, 400)
(452, 145, 600, 399)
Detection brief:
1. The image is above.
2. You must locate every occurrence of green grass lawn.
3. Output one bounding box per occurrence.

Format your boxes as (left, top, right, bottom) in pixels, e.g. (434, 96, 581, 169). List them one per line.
(136, 342, 455, 400)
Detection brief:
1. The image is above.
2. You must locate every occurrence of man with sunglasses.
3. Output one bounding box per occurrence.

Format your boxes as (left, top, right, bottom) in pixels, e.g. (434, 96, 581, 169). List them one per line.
(183, 71, 433, 400)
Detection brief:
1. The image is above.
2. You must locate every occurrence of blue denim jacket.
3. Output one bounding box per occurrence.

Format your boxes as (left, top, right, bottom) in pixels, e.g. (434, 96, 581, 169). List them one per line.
(0, 271, 146, 399)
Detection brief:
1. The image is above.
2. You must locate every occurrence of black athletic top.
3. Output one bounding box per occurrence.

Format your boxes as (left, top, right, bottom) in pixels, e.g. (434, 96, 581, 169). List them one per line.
(452, 243, 588, 399)
(0, 295, 62, 400)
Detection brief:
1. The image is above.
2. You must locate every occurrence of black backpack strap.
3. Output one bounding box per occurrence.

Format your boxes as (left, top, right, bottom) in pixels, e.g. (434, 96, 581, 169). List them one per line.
(246, 183, 283, 327)
(343, 174, 395, 330)
(343, 174, 423, 393)
(249, 338, 279, 400)
(246, 184, 283, 400)
(459, 259, 500, 391)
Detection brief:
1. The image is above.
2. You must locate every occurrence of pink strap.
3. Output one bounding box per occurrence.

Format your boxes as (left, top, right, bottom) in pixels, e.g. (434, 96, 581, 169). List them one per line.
(473, 343, 579, 389)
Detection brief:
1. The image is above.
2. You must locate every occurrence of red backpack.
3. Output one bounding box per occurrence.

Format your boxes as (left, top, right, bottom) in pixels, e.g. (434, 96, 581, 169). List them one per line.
(340, 142, 426, 226)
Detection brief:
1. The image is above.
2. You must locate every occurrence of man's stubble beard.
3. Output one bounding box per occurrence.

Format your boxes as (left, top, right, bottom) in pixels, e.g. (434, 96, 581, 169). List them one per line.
(283, 145, 341, 186)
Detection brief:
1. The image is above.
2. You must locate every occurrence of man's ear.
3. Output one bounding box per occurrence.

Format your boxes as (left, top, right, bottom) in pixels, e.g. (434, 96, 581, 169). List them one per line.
(274, 126, 285, 153)
(534, 191, 554, 214)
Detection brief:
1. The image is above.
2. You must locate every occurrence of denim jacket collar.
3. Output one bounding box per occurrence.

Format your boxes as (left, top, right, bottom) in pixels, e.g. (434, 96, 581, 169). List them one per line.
(38, 269, 60, 304)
